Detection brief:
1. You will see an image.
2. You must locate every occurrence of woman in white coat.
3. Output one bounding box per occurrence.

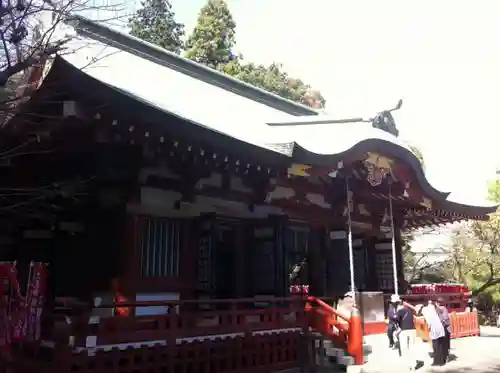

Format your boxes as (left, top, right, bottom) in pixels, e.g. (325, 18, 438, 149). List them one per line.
(421, 302, 447, 366)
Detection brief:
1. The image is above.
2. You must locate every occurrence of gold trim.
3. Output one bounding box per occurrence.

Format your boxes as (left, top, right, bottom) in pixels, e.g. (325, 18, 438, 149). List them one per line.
(421, 197, 432, 210)
(287, 164, 312, 177)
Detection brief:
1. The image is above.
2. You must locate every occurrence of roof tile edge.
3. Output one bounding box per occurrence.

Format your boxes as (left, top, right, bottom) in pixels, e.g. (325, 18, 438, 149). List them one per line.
(66, 15, 319, 117)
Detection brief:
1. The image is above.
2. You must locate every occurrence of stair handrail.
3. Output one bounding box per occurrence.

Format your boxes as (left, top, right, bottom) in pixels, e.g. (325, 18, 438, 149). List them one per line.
(306, 295, 364, 365)
(307, 296, 350, 322)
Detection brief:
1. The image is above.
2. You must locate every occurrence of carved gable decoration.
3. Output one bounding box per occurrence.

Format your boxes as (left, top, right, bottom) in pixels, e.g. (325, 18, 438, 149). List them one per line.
(363, 152, 395, 187)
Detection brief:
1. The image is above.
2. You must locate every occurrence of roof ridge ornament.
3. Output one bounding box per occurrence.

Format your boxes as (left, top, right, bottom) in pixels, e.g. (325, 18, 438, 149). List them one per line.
(266, 99, 403, 137)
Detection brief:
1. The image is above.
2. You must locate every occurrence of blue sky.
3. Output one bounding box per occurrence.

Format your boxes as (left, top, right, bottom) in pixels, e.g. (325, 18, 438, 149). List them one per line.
(167, 0, 500, 206)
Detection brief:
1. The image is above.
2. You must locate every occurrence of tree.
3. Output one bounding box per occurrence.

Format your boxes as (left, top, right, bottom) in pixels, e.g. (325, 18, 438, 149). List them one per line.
(0, 0, 125, 124)
(184, 1, 325, 109)
(230, 62, 326, 109)
(184, 0, 236, 69)
(0, 2, 68, 89)
(443, 174, 500, 298)
(129, 0, 184, 54)
(129, 0, 327, 109)
(402, 227, 449, 284)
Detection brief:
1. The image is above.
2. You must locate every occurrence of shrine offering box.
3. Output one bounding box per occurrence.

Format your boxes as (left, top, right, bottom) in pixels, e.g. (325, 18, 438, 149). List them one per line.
(358, 291, 385, 323)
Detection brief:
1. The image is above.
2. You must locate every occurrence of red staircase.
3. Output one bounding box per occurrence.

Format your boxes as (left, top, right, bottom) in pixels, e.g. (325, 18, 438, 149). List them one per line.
(305, 296, 364, 366)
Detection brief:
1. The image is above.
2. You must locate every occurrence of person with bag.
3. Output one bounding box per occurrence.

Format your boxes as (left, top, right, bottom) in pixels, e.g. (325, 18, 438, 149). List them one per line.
(435, 298, 451, 361)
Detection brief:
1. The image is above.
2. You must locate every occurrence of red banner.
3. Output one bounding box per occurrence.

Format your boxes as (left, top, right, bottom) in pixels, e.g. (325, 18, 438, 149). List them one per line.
(0, 263, 24, 351)
(10, 298, 26, 342)
(25, 263, 47, 341)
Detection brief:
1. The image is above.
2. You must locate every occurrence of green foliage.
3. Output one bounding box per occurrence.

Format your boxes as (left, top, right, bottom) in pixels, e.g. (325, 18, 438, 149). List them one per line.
(487, 170, 500, 203)
(219, 61, 326, 108)
(442, 177, 500, 300)
(129, 0, 185, 54)
(184, 0, 325, 109)
(130, 0, 326, 109)
(184, 0, 237, 69)
(233, 62, 326, 108)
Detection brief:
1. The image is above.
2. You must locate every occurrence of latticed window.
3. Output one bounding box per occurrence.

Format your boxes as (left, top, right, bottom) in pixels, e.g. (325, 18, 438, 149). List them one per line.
(139, 218, 181, 277)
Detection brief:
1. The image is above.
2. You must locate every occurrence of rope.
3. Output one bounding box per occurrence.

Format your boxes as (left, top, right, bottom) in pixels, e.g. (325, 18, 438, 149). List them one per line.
(388, 181, 399, 295)
(345, 176, 356, 304)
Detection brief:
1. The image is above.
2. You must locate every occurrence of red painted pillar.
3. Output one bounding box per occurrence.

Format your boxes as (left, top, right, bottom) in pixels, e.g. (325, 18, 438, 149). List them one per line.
(348, 306, 364, 365)
(122, 214, 139, 311)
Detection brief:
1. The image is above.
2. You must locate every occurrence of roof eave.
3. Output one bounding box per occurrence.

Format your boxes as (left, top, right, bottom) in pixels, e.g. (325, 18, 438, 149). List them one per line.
(282, 139, 450, 201)
(437, 200, 499, 218)
(67, 15, 318, 117)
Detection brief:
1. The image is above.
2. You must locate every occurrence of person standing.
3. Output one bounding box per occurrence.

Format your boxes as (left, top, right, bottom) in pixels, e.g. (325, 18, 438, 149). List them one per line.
(394, 295, 424, 371)
(435, 298, 451, 361)
(421, 302, 446, 366)
(465, 299, 477, 313)
(387, 297, 398, 349)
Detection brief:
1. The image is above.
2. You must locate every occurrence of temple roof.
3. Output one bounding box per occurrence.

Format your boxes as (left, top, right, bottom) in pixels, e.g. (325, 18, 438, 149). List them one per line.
(68, 15, 317, 117)
(19, 17, 497, 223)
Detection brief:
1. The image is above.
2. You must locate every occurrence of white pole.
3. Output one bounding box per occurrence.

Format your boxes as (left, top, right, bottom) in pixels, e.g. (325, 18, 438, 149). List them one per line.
(345, 177, 356, 303)
(388, 182, 399, 295)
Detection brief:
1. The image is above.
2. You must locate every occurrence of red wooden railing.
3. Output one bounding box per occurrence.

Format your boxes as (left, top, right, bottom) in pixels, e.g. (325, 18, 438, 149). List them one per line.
(306, 297, 349, 341)
(46, 297, 309, 347)
(14, 332, 303, 373)
(305, 296, 364, 365)
(10, 296, 482, 373)
(14, 297, 311, 373)
(11, 294, 377, 373)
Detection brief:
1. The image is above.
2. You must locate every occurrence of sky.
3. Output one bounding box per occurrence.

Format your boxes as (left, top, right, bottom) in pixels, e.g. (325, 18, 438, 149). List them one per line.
(167, 0, 500, 207)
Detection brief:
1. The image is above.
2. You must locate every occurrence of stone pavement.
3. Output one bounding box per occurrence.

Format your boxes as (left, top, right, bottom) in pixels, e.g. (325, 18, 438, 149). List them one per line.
(360, 327, 500, 373)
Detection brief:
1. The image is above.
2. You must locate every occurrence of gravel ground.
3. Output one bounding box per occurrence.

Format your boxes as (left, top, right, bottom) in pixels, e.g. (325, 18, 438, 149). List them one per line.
(361, 327, 500, 373)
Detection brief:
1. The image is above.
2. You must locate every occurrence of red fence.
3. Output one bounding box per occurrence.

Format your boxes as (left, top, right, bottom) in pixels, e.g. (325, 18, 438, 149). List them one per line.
(14, 331, 303, 373)
(46, 297, 308, 348)
(450, 311, 480, 338)
(415, 311, 480, 342)
(14, 296, 367, 372)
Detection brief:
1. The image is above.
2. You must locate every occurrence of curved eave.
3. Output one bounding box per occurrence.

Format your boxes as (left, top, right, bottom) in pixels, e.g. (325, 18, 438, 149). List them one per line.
(433, 200, 499, 221)
(268, 138, 449, 202)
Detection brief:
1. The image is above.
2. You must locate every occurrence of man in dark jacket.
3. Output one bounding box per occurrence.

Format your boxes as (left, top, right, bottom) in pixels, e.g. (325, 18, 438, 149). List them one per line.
(393, 295, 424, 371)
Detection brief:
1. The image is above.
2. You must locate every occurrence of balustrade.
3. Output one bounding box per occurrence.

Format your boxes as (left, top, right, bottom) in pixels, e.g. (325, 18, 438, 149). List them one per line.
(45, 297, 309, 349)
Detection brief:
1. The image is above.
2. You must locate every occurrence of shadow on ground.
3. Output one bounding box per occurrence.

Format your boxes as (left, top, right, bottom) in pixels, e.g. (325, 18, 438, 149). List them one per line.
(429, 364, 500, 373)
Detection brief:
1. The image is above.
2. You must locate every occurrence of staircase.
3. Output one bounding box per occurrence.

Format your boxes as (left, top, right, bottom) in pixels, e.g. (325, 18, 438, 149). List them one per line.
(304, 297, 371, 372)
